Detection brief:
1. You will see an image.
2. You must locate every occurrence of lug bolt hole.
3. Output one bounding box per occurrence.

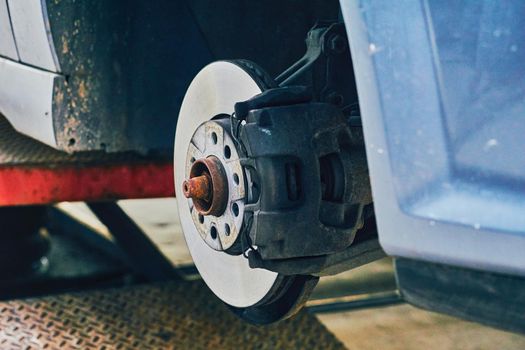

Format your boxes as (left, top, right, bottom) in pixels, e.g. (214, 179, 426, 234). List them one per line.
(224, 145, 231, 159)
(210, 226, 218, 239)
(211, 132, 218, 144)
(190, 157, 196, 163)
(198, 214, 204, 224)
(233, 173, 239, 185)
(232, 203, 239, 217)
(225, 224, 230, 236)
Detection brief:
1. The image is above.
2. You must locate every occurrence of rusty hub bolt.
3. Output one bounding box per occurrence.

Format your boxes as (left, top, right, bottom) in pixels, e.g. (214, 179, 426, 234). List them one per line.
(183, 175, 211, 201)
(183, 156, 228, 217)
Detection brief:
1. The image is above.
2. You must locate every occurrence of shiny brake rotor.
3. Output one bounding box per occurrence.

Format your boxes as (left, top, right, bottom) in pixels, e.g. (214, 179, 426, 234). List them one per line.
(174, 60, 316, 324)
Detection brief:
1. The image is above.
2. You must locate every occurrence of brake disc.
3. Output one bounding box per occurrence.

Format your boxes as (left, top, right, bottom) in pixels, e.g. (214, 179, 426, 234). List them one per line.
(174, 60, 317, 324)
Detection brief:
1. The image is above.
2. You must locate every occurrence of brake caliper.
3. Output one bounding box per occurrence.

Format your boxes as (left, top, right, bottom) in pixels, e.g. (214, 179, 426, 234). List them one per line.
(227, 85, 372, 274)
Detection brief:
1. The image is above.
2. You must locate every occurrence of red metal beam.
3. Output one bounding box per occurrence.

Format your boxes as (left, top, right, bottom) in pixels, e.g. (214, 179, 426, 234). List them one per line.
(0, 163, 175, 206)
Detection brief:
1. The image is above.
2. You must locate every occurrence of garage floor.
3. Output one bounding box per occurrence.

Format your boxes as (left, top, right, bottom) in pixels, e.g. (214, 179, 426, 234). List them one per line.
(311, 261, 525, 350)
(0, 281, 345, 350)
(319, 304, 525, 350)
(59, 198, 525, 349)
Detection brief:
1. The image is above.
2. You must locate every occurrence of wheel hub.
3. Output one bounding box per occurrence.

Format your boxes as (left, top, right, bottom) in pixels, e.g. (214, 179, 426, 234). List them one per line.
(182, 120, 246, 251)
(183, 156, 227, 217)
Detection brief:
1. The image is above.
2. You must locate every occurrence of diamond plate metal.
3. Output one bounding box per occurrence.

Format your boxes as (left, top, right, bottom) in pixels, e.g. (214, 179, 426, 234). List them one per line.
(0, 115, 169, 166)
(0, 281, 345, 349)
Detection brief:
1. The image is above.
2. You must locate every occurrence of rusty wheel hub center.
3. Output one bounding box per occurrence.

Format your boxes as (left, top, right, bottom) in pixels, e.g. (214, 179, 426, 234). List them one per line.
(183, 119, 246, 252)
(182, 156, 228, 217)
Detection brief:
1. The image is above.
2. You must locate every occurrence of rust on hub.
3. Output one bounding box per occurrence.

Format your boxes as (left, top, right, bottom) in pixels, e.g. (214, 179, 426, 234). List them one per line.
(183, 175, 211, 201)
(183, 156, 228, 217)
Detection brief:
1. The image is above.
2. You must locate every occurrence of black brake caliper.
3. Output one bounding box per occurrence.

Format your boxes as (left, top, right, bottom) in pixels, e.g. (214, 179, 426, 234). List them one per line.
(231, 85, 372, 275)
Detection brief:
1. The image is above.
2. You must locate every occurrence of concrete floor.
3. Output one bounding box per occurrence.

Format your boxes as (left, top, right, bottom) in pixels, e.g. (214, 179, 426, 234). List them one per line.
(60, 198, 525, 349)
(312, 259, 525, 349)
(319, 305, 525, 350)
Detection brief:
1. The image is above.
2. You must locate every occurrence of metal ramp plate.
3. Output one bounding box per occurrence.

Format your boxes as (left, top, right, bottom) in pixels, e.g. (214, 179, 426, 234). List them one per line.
(0, 281, 345, 349)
